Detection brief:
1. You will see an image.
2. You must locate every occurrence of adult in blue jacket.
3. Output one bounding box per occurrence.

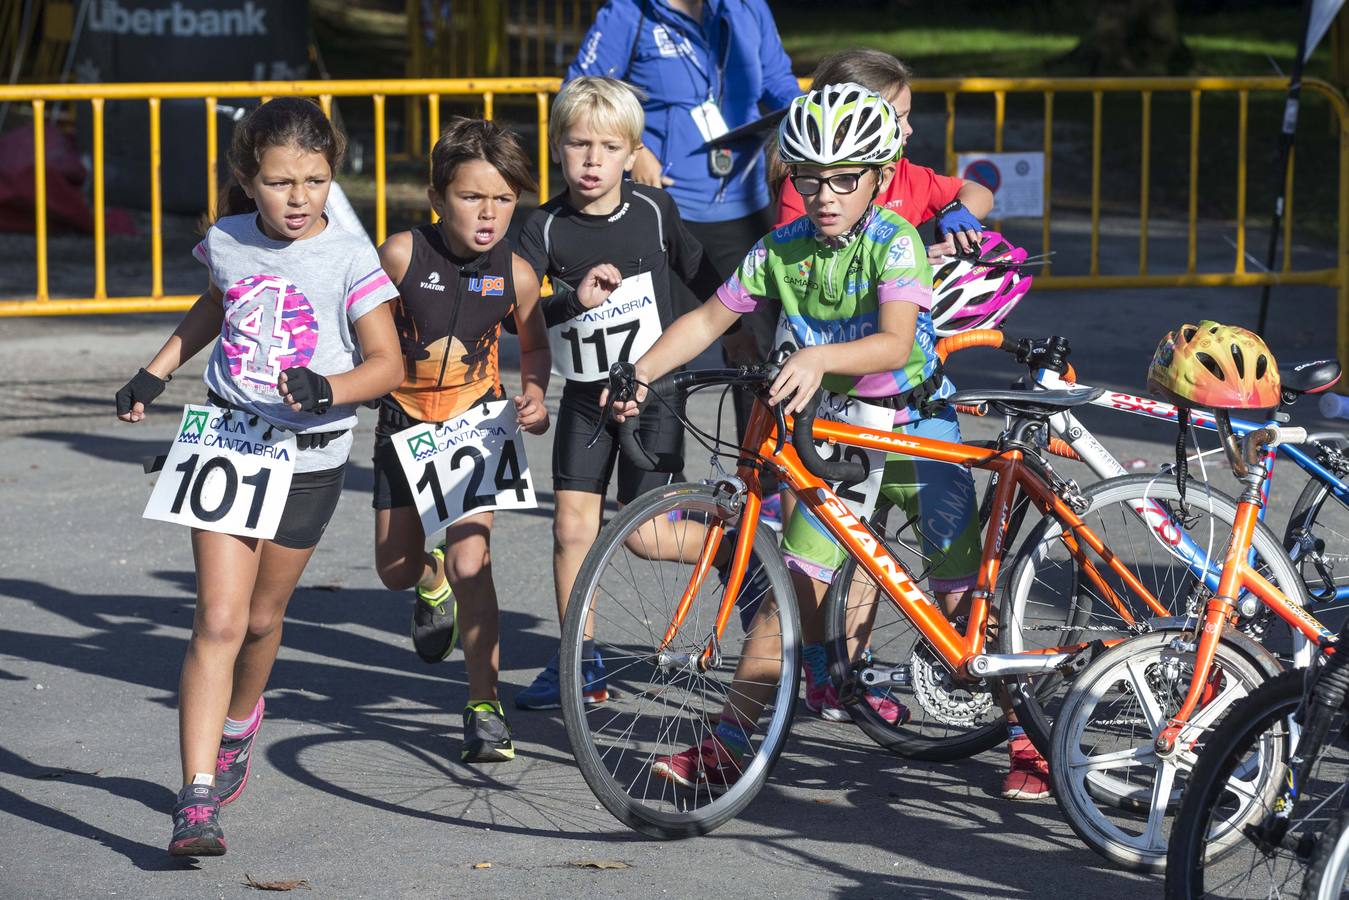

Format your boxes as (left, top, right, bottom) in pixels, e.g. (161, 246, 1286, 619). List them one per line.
(567, 0, 800, 378)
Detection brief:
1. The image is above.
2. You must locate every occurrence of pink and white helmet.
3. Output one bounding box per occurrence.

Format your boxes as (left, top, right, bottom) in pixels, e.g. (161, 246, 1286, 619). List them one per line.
(930, 231, 1033, 337)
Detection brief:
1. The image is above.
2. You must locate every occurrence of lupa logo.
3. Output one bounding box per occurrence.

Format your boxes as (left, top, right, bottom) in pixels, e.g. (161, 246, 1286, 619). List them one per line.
(89, 1, 269, 37)
(406, 430, 437, 461)
(420, 270, 446, 292)
(179, 409, 210, 443)
(468, 275, 505, 296)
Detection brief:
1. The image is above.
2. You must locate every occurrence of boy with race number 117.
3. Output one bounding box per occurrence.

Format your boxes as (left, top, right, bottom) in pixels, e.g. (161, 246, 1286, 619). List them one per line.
(511, 76, 729, 711)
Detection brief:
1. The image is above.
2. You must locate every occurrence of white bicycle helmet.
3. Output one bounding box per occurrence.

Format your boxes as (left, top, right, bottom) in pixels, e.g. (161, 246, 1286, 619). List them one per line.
(778, 82, 904, 167)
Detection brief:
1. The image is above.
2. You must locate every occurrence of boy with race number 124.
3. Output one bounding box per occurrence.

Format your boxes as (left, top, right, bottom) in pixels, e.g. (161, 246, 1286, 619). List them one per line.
(371, 118, 551, 764)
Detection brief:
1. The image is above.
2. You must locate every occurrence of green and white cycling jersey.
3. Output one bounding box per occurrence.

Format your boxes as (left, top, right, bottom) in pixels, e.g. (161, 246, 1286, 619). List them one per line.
(715, 207, 937, 399)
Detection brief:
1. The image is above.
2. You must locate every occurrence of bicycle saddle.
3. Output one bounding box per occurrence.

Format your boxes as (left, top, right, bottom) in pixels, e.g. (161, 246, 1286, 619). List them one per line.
(1280, 358, 1341, 395)
(947, 386, 1105, 418)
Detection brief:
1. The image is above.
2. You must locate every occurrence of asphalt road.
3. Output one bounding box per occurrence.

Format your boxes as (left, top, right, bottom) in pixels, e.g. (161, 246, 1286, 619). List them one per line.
(1, 224, 1344, 898)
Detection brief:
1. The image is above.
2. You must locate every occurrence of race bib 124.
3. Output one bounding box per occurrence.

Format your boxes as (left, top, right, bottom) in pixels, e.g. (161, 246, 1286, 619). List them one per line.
(393, 399, 538, 535)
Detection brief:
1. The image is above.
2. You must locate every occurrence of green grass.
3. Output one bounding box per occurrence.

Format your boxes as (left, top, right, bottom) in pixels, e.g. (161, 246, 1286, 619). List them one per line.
(776, 7, 1334, 79)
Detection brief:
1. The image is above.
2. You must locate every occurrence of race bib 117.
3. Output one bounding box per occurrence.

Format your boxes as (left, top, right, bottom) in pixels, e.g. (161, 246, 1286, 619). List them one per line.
(549, 270, 661, 382)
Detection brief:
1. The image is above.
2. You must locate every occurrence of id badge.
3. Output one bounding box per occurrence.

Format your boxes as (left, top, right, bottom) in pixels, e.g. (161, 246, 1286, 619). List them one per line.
(690, 99, 729, 143)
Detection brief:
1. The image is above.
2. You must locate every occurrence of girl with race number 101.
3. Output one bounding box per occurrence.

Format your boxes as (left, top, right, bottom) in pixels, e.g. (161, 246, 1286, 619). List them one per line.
(370, 118, 551, 766)
(114, 97, 403, 857)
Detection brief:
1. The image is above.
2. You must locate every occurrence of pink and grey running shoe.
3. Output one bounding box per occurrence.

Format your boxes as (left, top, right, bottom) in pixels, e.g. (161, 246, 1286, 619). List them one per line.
(802, 646, 910, 725)
(168, 783, 225, 857)
(216, 696, 264, 805)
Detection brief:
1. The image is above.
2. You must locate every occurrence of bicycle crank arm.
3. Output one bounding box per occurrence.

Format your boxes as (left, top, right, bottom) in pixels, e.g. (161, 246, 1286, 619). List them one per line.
(860, 664, 912, 687)
(967, 652, 1073, 677)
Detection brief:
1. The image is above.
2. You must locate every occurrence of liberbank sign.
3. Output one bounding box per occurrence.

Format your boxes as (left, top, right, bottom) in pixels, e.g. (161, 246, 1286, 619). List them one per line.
(88, 0, 270, 37)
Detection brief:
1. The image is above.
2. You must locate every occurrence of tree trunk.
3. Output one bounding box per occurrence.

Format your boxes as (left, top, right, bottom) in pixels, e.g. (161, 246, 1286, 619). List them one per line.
(1055, 0, 1195, 75)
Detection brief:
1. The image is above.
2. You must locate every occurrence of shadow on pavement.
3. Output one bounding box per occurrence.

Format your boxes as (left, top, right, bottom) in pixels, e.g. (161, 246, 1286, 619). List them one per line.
(0, 746, 179, 871)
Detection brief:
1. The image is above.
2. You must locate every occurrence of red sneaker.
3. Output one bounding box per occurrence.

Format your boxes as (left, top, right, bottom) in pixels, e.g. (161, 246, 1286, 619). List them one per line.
(651, 737, 745, 795)
(1001, 735, 1051, 800)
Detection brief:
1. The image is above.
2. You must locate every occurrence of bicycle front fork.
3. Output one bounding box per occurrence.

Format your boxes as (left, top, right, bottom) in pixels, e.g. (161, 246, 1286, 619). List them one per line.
(1154, 459, 1270, 756)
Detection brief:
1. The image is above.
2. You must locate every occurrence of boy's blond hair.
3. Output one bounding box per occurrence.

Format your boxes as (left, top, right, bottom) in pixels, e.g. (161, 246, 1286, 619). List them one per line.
(549, 76, 645, 150)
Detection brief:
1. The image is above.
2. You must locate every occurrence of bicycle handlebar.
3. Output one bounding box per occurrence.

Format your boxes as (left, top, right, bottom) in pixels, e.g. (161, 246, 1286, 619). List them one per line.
(790, 389, 869, 485)
(935, 329, 1078, 384)
(603, 362, 866, 484)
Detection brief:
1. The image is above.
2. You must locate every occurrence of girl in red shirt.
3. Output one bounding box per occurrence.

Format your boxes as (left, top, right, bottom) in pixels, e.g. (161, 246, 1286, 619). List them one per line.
(772, 50, 993, 259)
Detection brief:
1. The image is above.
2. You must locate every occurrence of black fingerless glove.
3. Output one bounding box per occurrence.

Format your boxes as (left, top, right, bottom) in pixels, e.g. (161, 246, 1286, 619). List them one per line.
(279, 366, 333, 415)
(116, 368, 168, 416)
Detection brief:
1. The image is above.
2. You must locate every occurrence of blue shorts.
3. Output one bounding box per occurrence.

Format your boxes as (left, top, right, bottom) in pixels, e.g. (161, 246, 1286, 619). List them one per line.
(781, 401, 980, 593)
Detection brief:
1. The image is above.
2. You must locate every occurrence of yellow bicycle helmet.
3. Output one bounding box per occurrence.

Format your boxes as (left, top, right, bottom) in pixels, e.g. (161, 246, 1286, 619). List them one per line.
(1147, 321, 1281, 410)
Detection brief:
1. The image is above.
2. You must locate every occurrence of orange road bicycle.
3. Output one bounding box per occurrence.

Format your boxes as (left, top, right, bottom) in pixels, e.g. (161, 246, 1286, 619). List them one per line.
(556, 361, 1304, 838)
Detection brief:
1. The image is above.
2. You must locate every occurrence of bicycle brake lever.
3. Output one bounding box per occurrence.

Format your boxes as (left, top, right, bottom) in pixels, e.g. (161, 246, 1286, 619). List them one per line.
(588, 362, 637, 449)
(773, 400, 788, 457)
(585, 394, 613, 450)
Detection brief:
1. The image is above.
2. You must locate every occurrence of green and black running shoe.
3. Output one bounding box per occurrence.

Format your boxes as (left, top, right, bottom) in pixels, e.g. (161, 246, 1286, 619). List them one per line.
(461, 701, 515, 763)
(411, 546, 458, 664)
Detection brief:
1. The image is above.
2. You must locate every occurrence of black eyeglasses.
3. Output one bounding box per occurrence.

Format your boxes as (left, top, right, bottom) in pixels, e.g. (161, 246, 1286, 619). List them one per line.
(790, 170, 869, 196)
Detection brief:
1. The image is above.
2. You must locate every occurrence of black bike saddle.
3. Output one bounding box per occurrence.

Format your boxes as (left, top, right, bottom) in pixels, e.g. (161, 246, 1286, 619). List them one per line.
(947, 386, 1105, 419)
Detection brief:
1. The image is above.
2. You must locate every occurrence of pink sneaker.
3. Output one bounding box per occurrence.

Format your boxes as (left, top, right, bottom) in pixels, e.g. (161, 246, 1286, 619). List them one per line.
(803, 659, 910, 725)
(651, 737, 744, 795)
(803, 659, 851, 722)
(862, 690, 910, 727)
(1001, 735, 1051, 800)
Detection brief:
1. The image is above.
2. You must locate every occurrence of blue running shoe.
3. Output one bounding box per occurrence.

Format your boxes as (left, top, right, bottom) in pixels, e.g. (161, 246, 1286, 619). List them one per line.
(514, 649, 609, 710)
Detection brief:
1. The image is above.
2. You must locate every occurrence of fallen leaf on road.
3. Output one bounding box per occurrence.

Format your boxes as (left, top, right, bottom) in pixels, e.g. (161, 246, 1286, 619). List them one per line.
(472, 862, 493, 869)
(567, 860, 630, 870)
(242, 874, 311, 891)
(36, 768, 101, 779)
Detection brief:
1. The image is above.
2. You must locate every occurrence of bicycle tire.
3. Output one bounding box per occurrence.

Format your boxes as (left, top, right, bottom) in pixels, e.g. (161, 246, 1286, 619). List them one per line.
(560, 482, 800, 839)
(1287, 470, 1349, 624)
(1000, 472, 1310, 760)
(1163, 669, 1349, 898)
(822, 551, 1008, 762)
(1304, 808, 1349, 900)
(1051, 628, 1282, 872)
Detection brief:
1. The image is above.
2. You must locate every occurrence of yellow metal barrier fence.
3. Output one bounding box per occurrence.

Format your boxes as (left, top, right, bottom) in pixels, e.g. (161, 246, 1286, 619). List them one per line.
(0, 75, 1346, 369)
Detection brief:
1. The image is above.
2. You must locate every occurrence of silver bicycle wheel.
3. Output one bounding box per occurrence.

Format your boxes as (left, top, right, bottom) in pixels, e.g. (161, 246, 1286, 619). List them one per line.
(560, 482, 800, 839)
(1050, 628, 1283, 872)
(1001, 472, 1311, 757)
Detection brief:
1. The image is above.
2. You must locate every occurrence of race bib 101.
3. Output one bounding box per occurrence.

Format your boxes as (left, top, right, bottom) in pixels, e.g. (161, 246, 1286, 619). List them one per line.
(549, 270, 661, 382)
(393, 399, 538, 535)
(144, 404, 297, 539)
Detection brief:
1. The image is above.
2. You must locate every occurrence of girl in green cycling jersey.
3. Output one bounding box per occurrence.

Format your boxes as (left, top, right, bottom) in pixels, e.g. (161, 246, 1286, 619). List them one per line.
(611, 82, 1048, 800)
